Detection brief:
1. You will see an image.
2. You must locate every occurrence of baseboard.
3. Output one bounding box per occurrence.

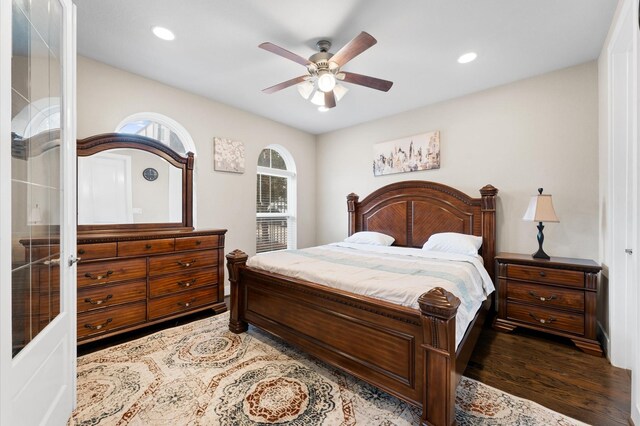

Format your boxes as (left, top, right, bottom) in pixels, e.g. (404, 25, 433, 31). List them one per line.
(597, 321, 611, 361)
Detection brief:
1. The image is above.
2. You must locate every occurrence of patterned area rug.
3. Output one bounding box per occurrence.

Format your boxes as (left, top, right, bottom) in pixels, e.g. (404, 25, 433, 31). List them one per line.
(69, 312, 586, 425)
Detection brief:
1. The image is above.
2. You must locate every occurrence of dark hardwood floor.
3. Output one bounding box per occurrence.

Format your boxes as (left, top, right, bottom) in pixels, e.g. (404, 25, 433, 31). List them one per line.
(78, 305, 631, 426)
(465, 323, 631, 426)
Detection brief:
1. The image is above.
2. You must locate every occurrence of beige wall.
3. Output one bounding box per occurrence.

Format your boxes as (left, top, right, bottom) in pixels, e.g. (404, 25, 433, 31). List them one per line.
(317, 61, 599, 261)
(77, 56, 317, 283)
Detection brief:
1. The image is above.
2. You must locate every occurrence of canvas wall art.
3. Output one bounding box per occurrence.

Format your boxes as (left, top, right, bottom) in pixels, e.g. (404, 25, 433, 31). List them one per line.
(373, 131, 440, 176)
(214, 137, 245, 173)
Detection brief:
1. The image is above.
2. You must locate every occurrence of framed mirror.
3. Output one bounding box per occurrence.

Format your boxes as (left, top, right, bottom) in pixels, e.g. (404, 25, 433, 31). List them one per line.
(77, 133, 193, 231)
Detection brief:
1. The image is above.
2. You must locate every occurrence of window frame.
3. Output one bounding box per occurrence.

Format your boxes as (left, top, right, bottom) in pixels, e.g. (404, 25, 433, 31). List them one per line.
(256, 145, 297, 253)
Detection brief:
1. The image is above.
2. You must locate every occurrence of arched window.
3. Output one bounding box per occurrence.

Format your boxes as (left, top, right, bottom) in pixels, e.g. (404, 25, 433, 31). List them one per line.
(115, 113, 198, 226)
(115, 112, 196, 155)
(256, 146, 296, 253)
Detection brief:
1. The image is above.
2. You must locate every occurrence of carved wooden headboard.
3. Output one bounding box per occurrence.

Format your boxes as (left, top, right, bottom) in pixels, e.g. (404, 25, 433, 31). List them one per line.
(347, 181, 498, 278)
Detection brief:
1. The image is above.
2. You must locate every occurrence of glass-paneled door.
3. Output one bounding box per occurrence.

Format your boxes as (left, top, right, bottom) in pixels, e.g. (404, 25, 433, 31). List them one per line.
(0, 0, 77, 424)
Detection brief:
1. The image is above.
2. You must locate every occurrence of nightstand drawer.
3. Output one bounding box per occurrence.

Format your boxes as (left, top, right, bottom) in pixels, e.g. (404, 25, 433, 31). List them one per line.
(507, 303, 584, 335)
(506, 281, 584, 311)
(507, 264, 584, 288)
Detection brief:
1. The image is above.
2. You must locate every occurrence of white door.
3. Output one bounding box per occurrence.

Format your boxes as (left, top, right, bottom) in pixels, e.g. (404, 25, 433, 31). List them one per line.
(0, 0, 77, 425)
(607, 0, 639, 422)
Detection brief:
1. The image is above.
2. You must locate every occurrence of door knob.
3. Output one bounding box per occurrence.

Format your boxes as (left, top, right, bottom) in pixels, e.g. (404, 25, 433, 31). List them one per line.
(625, 249, 633, 255)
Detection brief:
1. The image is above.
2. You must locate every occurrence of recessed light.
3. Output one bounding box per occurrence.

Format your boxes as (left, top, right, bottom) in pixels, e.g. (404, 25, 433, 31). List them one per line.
(152, 26, 175, 41)
(318, 106, 329, 112)
(457, 52, 477, 64)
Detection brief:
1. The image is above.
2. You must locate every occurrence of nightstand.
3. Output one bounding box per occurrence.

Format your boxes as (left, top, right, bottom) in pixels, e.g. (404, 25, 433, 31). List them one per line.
(493, 252, 603, 356)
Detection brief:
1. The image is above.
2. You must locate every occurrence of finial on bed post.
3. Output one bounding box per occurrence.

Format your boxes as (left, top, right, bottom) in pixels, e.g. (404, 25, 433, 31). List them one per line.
(418, 287, 460, 426)
(226, 250, 249, 333)
(479, 184, 498, 281)
(347, 193, 359, 236)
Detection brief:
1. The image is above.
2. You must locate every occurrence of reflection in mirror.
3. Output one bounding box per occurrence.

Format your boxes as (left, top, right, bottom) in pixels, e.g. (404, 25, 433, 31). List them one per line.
(78, 148, 183, 225)
(11, 0, 63, 356)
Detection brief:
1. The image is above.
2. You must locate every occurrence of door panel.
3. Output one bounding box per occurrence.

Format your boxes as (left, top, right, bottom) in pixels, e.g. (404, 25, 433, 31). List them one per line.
(1, 0, 76, 424)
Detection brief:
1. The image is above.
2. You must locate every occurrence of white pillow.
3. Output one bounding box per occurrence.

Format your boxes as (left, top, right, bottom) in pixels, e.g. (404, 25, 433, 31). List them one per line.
(344, 231, 395, 246)
(422, 232, 483, 256)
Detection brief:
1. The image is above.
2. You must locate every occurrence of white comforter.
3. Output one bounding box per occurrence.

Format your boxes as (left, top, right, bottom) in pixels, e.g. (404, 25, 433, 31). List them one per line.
(247, 242, 495, 348)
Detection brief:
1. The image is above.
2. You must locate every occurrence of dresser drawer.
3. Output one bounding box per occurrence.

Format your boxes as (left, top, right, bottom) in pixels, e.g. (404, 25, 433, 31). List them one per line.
(174, 235, 220, 251)
(77, 280, 146, 313)
(118, 238, 175, 257)
(149, 267, 218, 298)
(77, 258, 147, 288)
(507, 264, 584, 288)
(507, 303, 584, 335)
(77, 301, 146, 339)
(148, 286, 217, 320)
(506, 281, 584, 311)
(149, 250, 217, 276)
(77, 242, 117, 260)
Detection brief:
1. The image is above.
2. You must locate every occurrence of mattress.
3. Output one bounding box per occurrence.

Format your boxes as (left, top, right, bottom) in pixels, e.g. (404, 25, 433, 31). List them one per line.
(247, 242, 495, 348)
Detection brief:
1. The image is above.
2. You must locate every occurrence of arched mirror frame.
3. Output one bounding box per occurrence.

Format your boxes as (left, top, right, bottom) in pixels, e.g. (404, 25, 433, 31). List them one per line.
(77, 133, 194, 231)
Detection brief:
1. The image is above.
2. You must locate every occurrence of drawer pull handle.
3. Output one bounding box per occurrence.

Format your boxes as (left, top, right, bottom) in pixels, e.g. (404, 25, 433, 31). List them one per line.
(177, 259, 197, 268)
(145, 244, 152, 249)
(529, 313, 556, 325)
(84, 294, 113, 305)
(84, 270, 114, 280)
(177, 279, 197, 288)
(178, 298, 197, 308)
(84, 318, 113, 330)
(78, 248, 86, 255)
(195, 240, 202, 246)
(539, 271, 546, 277)
(528, 291, 557, 302)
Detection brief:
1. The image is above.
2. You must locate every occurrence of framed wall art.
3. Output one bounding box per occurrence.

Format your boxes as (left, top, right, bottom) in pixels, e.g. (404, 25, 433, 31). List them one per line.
(372, 130, 440, 176)
(214, 137, 245, 173)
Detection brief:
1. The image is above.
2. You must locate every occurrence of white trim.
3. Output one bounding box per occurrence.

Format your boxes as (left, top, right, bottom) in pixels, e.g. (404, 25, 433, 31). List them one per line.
(0, 0, 13, 422)
(115, 112, 198, 228)
(257, 213, 291, 218)
(257, 166, 296, 178)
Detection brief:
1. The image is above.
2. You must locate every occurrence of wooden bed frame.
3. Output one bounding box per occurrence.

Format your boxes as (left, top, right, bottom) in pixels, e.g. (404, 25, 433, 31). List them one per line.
(226, 181, 498, 426)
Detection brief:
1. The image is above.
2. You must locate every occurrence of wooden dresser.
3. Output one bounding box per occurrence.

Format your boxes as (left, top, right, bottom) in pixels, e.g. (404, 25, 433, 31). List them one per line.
(76, 228, 226, 344)
(493, 252, 602, 356)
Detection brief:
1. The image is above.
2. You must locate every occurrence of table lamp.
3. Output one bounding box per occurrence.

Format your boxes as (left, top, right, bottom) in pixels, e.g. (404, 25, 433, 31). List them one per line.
(522, 188, 559, 260)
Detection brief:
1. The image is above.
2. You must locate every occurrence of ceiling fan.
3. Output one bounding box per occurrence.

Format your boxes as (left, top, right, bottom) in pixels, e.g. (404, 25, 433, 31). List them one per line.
(259, 31, 393, 110)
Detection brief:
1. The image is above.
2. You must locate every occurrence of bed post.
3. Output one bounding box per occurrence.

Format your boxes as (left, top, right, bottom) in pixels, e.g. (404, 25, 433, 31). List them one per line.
(480, 184, 498, 280)
(418, 287, 461, 426)
(226, 249, 249, 334)
(346, 193, 359, 236)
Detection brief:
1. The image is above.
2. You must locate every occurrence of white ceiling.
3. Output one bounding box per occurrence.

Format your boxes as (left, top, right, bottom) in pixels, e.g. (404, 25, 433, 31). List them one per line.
(76, 0, 617, 135)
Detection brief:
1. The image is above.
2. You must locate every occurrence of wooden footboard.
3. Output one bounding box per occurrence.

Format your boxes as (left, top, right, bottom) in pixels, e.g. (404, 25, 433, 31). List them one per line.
(227, 250, 471, 426)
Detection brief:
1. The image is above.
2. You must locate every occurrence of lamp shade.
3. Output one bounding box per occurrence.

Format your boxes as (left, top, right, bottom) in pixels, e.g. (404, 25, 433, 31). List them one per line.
(522, 194, 559, 222)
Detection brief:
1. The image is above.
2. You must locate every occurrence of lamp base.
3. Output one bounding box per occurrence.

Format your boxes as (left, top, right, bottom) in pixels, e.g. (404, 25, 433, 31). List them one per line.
(532, 248, 551, 260)
(532, 222, 550, 260)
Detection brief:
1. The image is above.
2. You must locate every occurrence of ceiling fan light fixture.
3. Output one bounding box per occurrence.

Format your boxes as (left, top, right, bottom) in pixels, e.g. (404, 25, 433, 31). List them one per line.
(151, 26, 175, 41)
(457, 52, 477, 64)
(317, 72, 337, 92)
(310, 90, 325, 106)
(333, 84, 348, 101)
(297, 81, 315, 99)
(318, 106, 329, 112)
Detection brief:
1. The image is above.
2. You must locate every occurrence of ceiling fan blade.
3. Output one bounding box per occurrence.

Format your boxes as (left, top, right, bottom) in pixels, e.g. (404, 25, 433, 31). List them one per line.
(324, 91, 337, 108)
(262, 76, 308, 94)
(330, 31, 377, 66)
(340, 72, 393, 92)
(259, 42, 313, 67)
